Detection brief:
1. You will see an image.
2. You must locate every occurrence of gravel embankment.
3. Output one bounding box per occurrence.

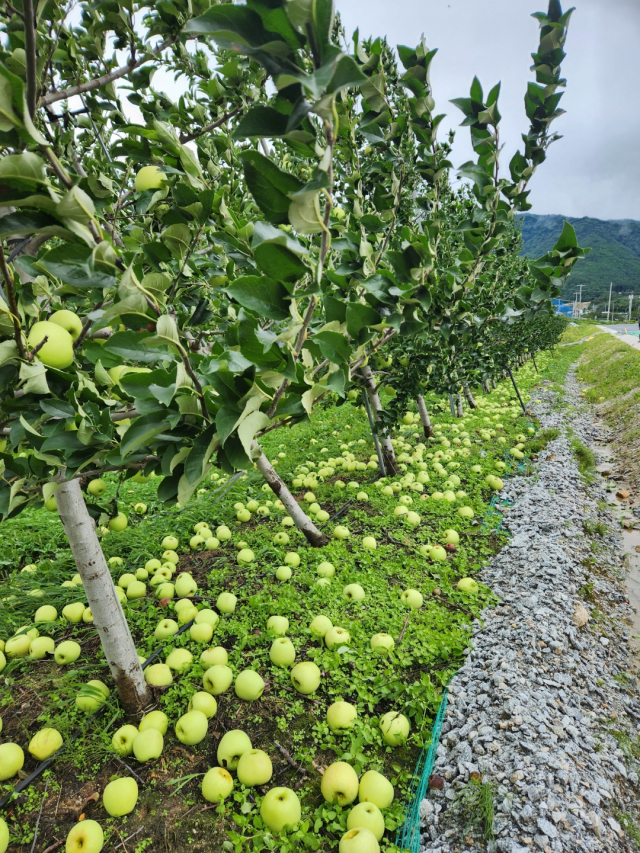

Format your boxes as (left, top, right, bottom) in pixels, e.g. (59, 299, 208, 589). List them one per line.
(420, 368, 640, 853)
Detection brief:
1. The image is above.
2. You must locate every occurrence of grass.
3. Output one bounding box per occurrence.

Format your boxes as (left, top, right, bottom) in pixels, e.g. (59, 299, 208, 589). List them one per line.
(0, 365, 549, 853)
(526, 428, 560, 454)
(571, 438, 596, 477)
(615, 812, 640, 849)
(454, 775, 496, 842)
(582, 518, 609, 537)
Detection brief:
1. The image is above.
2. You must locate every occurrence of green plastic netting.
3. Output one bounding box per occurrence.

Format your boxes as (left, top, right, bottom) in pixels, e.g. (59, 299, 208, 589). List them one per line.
(395, 688, 449, 852)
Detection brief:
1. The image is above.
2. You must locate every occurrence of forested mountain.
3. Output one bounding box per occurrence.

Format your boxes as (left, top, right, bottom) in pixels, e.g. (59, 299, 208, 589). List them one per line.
(520, 214, 640, 302)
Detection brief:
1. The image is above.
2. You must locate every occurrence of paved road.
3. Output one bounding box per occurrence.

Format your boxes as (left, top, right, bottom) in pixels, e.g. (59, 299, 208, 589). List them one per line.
(597, 325, 640, 350)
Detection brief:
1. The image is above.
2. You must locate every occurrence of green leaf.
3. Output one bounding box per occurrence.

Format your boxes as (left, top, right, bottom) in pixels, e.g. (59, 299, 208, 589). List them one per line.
(103, 332, 172, 364)
(0, 210, 71, 240)
(184, 5, 270, 46)
(37, 244, 116, 289)
(288, 191, 323, 234)
(346, 302, 382, 338)
(254, 242, 307, 282)
(162, 223, 191, 260)
(120, 412, 172, 457)
(156, 315, 180, 346)
(19, 361, 49, 395)
(553, 221, 578, 252)
(0, 339, 18, 366)
(314, 331, 351, 365)
(216, 406, 241, 445)
(234, 107, 290, 140)
(237, 411, 269, 460)
(0, 152, 47, 187)
(185, 425, 220, 485)
(226, 276, 290, 320)
(239, 150, 303, 224)
(327, 54, 367, 94)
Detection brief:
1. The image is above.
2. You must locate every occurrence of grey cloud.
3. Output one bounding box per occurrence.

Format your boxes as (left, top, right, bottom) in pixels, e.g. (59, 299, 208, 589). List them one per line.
(338, 0, 640, 219)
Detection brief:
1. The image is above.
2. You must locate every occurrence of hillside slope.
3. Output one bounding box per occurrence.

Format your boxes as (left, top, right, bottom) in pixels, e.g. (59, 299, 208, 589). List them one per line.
(520, 214, 640, 302)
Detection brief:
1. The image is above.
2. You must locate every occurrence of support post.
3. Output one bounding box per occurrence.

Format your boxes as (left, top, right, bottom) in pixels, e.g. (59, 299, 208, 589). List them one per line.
(416, 394, 435, 439)
(362, 387, 387, 473)
(507, 366, 527, 415)
(531, 353, 539, 374)
(55, 479, 151, 716)
(254, 448, 329, 546)
(360, 365, 398, 475)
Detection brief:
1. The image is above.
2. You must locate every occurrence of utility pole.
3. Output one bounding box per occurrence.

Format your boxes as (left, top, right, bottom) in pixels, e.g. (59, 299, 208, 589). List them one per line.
(577, 284, 584, 318)
(573, 291, 578, 319)
(606, 282, 613, 322)
(629, 293, 634, 322)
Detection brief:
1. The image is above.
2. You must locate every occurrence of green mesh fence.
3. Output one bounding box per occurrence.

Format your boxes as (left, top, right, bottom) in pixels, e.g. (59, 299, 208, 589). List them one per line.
(395, 688, 449, 852)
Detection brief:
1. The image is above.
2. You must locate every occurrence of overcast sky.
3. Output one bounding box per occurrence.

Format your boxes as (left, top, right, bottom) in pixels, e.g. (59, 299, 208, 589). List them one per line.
(337, 0, 640, 221)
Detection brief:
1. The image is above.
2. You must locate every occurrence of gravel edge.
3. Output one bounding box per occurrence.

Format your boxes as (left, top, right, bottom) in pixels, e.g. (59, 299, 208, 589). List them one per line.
(420, 368, 640, 853)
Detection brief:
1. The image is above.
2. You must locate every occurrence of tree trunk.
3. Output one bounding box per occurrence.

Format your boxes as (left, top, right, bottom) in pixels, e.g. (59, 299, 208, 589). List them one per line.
(254, 447, 329, 546)
(456, 393, 464, 418)
(483, 379, 491, 394)
(463, 384, 477, 409)
(360, 365, 398, 475)
(55, 479, 151, 716)
(491, 378, 496, 390)
(448, 393, 456, 417)
(416, 394, 434, 438)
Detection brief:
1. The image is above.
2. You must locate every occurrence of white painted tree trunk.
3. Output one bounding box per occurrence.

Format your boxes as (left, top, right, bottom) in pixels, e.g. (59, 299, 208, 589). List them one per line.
(483, 379, 491, 394)
(416, 394, 434, 438)
(55, 479, 151, 715)
(360, 364, 398, 475)
(254, 447, 328, 547)
(463, 384, 477, 409)
(448, 393, 456, 417)
(456, 393, 464, 418)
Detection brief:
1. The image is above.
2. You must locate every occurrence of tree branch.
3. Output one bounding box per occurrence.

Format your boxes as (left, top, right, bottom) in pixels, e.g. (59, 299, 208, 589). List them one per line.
(40, 35, 179, 106)
(23, 0, 37, 118)
(179, 107, 243, 144)
(0, 244, 27, 360)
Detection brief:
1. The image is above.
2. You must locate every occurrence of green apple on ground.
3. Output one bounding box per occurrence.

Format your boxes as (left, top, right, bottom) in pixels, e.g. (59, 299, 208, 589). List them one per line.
(202, 766, 234, 802)
(309, 614, 332, 637)
(237, 748, 273, 786)
(65, 819, 104, 853)
(339, 827, 380, 853)
(370, 633, 395, 655)
(112, 725, 139, 756)
(62, 602, 86, 623)
(154, 619, 179, 639)
(260, 787, 301, 833)
(103, 777, 138, 816)
(5, 635, 31, 658)
(200, 647, 228, 667)
(29, 728, 63, 760)
(144, 663, 173, 686)
(346, 802, 385, 841)
(321, 761, 359, 805)
(133, 729, 164, 761)
(270, 638, 296, 667)
(401, 589, 423, 609)
(267, 615, 289, 635)
(290, 661, 321, 694)
(0, 743, 24, 780)
(217, 729, 252, 771)
(190, 622, 214, 643)
(325, 626, 350, 649)
(203, 664, 234, 695)
(161, 536, 179, 550)
(235, 669, 265, 700)
(379, 711, 410, 746)
(343, 583, 365, 602)
(457, 577, 479, 593)
(76, 680, 110, 712)
(188, 691, 218, 718)
(166, 648, 193, 672)
(139, 711, 169, 735)
(55, 640, 81, 665)
(0, 817, 8, 853)
(29, 636, 55, 659)
(327, 701, 357, 733)
(175, 710, 208, 745)
(216, 592, 237, 613)
(358, 770, 394, 808)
